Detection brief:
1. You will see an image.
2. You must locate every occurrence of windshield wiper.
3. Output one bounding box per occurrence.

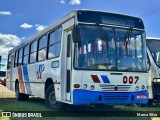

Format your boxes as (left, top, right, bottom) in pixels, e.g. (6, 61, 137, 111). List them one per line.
(127, 26, 133, 44)
(124, 26, 133, 56)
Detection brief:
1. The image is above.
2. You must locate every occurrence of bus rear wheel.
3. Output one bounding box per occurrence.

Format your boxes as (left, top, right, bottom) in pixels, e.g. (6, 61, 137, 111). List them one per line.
(15, 82, 29, 101)
(45, 85, 63, 110)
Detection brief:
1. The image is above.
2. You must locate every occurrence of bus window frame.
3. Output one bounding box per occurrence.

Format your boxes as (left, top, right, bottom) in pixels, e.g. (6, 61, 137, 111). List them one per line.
(147, 52, 151, 71)
(7, 54, 12, 69)
(29, 40, 38, 64)
(47, 27, 62, 60)
(14, 51, 18, 67)
(22, 44, 30, 66)
(37, 35, 48, 62)
(18, 48, 23, 66)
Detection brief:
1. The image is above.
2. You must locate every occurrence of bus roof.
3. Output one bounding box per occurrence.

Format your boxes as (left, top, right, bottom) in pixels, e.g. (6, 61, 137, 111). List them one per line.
(8, 9, 143, 54)
(147, 37, 160, 40)
(75, 9, 142, 19)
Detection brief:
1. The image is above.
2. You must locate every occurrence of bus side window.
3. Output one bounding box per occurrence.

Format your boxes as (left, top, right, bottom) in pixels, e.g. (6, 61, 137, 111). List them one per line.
(23, 45, 29, 65)
(29, 41, 37, 63)
(38, 35, 47, 61)
(14, 51, 18, 67)
(18, 48, 23, 66)
(7, 55, 11, 69)
(147, 54, 150, 70)
(47, 28, 62, 59)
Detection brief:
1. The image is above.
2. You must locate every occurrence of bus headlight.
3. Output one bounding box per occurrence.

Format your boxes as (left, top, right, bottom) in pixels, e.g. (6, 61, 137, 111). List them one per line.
(135, 86, 139, 90)
(141, 85, 145, 90)
(83, 84, 87, 89)
(90, 85, 94, 90)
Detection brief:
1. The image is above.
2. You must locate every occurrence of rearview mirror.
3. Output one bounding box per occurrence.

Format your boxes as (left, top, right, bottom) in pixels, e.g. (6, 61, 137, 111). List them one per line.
(156, 52, 160, 66)
(72, 25, 79, 43)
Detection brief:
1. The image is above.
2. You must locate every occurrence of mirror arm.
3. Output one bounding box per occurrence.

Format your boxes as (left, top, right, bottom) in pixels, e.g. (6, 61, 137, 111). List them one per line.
(72, 25, 79, 43)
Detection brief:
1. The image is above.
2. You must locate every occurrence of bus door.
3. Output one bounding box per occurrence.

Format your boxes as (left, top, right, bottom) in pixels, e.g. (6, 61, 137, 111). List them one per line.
(61, 19, 74, 102)
(62, 30, 72, 102)
(65, 30, 72, 101)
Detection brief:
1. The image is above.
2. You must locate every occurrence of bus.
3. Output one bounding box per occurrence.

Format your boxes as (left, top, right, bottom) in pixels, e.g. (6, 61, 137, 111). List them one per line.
(6, 10, 148, 109)
(146, 37, 160, 104)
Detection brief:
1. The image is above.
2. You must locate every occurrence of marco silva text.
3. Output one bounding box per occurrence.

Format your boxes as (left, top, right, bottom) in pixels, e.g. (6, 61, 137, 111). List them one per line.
(137, 112, 158, 117)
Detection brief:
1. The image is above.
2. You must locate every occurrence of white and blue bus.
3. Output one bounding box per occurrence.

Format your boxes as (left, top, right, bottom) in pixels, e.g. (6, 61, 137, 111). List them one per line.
(6, 10, 148, 109)
(146, 37, 160, 104)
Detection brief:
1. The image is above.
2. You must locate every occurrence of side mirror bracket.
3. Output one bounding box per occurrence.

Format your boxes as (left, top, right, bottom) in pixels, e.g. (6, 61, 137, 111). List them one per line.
(72, 25, 79, 43)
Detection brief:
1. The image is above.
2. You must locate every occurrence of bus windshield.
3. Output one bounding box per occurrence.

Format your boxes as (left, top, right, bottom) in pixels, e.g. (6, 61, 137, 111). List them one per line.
(74, 25, 147, 72)
(147, 39, 160, 67)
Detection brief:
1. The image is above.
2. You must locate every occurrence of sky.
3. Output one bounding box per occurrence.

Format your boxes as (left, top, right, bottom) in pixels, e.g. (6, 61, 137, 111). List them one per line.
(0, 0, 160, 70)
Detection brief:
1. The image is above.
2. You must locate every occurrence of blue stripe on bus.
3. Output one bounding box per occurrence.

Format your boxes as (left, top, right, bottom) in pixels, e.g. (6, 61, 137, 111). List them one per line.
(23, 66, 32, 95)
(101, 75, 110, 83)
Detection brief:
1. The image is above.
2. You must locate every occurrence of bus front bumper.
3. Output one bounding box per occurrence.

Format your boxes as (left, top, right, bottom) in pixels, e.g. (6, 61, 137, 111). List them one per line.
(73, 90, 148, 105)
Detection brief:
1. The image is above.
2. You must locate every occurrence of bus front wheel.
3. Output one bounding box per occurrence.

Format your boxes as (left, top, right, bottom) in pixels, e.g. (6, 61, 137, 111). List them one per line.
(45, 85, 63, 110)
(15, 82, 29, 101)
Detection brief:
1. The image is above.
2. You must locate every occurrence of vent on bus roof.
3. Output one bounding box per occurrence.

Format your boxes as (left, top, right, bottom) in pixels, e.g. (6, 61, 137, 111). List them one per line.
(99, 84, 131, 91)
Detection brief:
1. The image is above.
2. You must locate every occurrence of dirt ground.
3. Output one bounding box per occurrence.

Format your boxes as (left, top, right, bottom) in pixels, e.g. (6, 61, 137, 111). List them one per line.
(0, 84, 15, 98)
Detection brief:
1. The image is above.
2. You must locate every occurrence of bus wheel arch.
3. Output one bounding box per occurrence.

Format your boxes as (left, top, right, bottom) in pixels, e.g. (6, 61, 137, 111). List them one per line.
(45, 78, 63, 110)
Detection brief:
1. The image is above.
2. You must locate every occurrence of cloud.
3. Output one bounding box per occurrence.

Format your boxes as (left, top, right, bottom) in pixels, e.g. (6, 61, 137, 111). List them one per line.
(0, 34, 21, 59)
(20, 23, 47, 31)
(20, 23, 33, 29)
(35, 24, 47, 32)
(69, 0, 81, 5)
(60, 0, 65, 4)
(22, 37, 26, 40)
(0, 11, 12, 15)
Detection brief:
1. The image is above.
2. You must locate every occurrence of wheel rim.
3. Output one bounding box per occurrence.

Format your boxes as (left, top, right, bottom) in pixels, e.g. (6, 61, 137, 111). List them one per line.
(49, 91, 56, 105)
(48, 91, 61, 107)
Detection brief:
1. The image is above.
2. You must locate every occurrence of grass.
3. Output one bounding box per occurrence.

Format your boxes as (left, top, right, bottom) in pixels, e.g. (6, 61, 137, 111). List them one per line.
(0, 85, 159, 120)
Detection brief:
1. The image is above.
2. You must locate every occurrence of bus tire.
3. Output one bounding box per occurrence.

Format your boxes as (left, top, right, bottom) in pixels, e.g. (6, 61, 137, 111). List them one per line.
(15, 82, 29, 101)
(45, 85, 63, 110)
(147, 99, 153, 106)
(23, 94, 29, 100)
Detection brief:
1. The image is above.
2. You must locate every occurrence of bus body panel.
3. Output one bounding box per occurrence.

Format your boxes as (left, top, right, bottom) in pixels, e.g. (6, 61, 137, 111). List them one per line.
(81, 71, 147, 89)
(71, 70, 148, 105)
(72, 89, 148, 105)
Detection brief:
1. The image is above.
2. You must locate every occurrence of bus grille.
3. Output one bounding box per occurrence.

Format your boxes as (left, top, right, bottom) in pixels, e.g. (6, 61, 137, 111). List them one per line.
(102, 93, 129, 103)
(99, 84, 131, 91)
